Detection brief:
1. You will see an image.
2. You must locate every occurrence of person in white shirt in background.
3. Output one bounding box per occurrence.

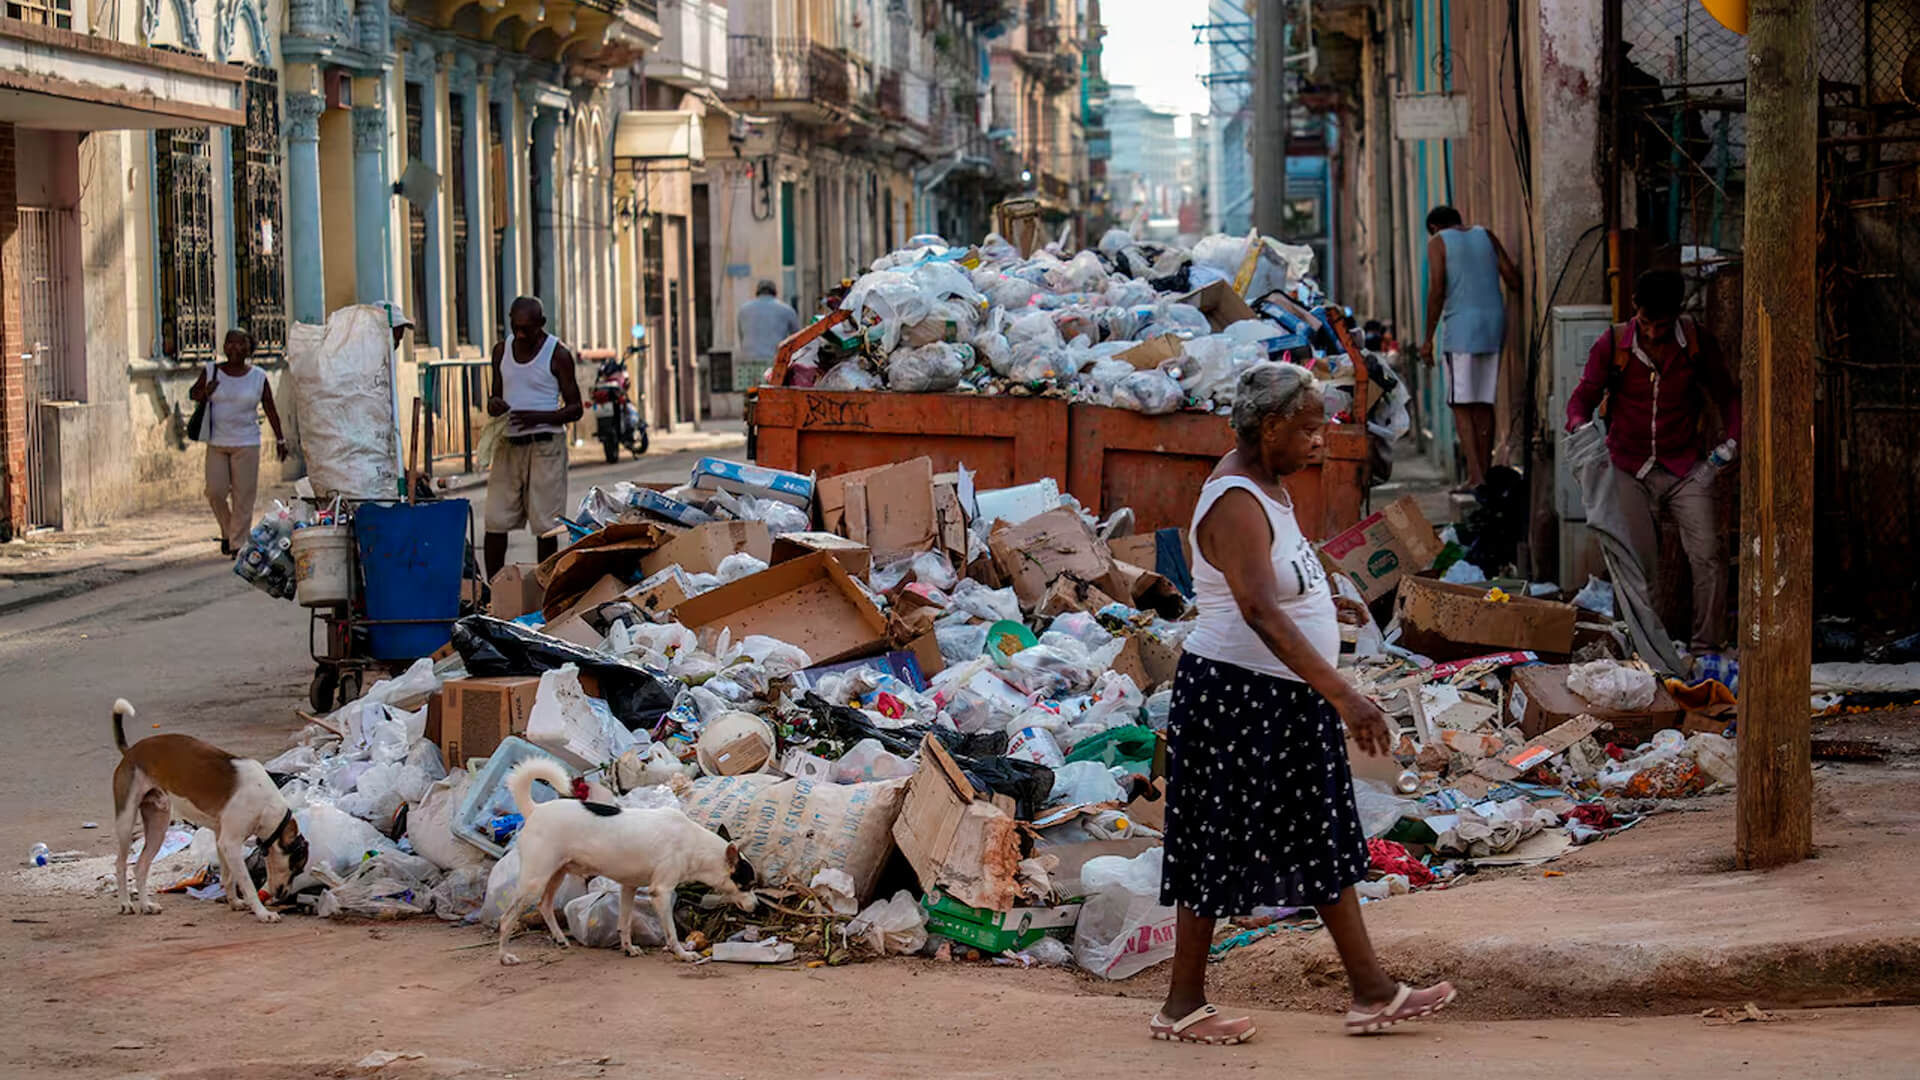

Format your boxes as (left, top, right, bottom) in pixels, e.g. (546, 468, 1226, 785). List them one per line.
(189, 329, 287, 556)
(484, 296, 582, 580)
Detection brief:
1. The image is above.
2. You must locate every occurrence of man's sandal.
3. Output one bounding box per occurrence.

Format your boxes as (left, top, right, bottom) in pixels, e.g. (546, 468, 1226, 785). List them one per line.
(1149, 1004, 1257, 1045)
(1344, 981, 1457, 1035)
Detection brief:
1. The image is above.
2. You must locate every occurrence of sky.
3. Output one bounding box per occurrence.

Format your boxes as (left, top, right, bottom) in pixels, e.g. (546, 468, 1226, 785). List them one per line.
(1098, 0, 1212, 120)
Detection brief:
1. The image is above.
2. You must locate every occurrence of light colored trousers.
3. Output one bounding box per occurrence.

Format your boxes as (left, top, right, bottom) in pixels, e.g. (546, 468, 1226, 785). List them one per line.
(205, 444, 261, 550)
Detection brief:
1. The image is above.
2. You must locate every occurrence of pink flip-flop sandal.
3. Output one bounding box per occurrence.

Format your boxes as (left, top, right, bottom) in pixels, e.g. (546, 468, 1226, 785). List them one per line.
(1149, 1004, 1257, 1045)
(1344, 981, 1457, 1035)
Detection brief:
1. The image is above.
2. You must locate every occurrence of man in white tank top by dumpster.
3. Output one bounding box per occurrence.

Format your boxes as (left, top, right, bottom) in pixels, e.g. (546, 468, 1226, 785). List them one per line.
(484, 296, 583, 579)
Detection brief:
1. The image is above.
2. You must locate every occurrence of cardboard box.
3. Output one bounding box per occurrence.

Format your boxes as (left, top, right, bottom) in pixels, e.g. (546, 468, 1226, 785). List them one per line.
(1180, 279, 1259, 331)
(1317, 496, 1445, 603)
(1475, 715, 1604, 783)
(892, 736, 1025, 912)
(988, 507, 1116, 609)
(535, 523, 670, 619)
(932, 477, 969, 566)
(1118, 334, 1183, 371)
(488, 563, 545, 620)
(1109, 634, 1183, 690)
(673, 551, 889, 665)
(1393, 576, 1578, 660)
(639, 520, 771, 578)
(855, 458, 938, 564)
(614, 565, 694, 620)
(633, 488, 715, 528)
(771, 532, 873, 579)
(816, 463, 894, 535)
(922, 890, 1081, 953)
(436, 676, 542, 765)
(689, 457, 815, 509)
(1508, 664, 1686, 744)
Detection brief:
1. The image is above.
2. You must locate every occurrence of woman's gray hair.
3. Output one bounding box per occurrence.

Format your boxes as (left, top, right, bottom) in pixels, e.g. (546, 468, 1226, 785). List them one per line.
(1230, 362, 1321, 441)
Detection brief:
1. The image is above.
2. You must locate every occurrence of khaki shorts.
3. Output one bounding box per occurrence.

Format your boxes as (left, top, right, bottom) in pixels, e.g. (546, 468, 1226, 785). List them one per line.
(484, 435, 568, 535)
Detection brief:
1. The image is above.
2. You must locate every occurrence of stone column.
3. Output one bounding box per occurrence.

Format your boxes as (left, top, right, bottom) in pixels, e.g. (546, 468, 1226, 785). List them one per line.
(528, 101, 560, 316)
(457, 61, 486, 344)
(352, 100, 390, 304)
(491, 65, 522, 311)
(285, 90, 326, 325)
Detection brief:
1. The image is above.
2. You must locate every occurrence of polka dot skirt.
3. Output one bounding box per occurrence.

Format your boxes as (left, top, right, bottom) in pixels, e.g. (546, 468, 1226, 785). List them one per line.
(1157, 654, 1371, 918)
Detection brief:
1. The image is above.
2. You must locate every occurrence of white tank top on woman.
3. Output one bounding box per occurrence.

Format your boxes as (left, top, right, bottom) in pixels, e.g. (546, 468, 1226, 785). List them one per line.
(1183, 474, 1340, 681)
(501, 333, 564, 436)
(205, 363, 267, 448)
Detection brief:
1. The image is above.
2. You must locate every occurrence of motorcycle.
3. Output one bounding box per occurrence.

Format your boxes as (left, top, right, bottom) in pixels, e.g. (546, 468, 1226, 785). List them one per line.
(590, 351, 649, 462)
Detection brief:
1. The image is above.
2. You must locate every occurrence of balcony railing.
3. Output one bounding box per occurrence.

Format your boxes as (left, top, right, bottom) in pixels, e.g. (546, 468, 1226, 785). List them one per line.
(727, 35, 850, 105)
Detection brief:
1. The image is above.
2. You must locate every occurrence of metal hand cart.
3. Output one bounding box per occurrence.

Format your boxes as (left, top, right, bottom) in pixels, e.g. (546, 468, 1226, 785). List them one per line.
(303, 496, 482, 712)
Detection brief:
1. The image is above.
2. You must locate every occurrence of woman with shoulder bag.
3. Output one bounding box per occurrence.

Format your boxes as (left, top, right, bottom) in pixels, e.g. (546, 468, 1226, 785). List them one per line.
(188, 329, 287, 555)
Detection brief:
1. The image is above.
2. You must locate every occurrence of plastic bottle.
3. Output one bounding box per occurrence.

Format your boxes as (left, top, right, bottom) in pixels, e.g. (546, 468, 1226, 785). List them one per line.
(1707, 439, 1738, 469)
(28, 842, 49, 867)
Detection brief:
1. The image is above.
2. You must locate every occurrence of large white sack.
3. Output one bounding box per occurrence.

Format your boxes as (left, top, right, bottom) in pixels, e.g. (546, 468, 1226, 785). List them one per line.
(287, 303, 407, 498)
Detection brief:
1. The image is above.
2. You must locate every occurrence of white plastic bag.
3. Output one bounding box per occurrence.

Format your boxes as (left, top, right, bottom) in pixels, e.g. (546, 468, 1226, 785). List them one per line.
(563, 877, 668, 949)
(297, 801, 400, 875)
(949, 579, 1022, 623)
(846, 889, 928, 956)
(887, 343, 970, 392)
(476, 846, 589, 929)
(1073, 847, 1175, 980)
(1567, 659, 1657, 711)
(832, 738, 917, 784)
(817, 361, 883, 392)
(1352, 778, 1416, 839)
(429, 865, 491, 922)
(1112, 370, 1184, 415)
(1572, 576, 1616, 619)
(1048, 760, 1125, 807)
(715, 552, 770, 584)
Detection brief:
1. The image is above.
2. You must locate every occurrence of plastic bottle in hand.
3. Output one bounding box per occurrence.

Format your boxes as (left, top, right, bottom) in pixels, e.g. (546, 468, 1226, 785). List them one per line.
(1707, 440, 1737, 469)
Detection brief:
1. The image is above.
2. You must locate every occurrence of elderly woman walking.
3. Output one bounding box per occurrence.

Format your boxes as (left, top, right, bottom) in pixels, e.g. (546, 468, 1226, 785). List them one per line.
(1149, 362, 1455, 1046)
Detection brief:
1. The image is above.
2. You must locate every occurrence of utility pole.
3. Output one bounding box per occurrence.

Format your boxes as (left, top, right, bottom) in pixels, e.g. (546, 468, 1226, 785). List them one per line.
(1736, 0, 1816, 869)
(1252, 0, 1287, 236)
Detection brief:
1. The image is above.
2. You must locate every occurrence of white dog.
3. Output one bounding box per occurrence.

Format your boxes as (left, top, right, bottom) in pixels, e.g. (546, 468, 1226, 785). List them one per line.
(110, 699, 307, 923)
(496, 758, 758, 965)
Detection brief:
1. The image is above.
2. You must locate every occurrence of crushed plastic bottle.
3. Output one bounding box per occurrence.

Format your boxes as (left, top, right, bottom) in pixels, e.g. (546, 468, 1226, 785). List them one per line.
(28, 842, 49, 867)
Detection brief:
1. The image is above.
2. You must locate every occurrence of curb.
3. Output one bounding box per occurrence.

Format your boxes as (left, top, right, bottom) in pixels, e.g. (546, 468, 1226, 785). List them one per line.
(0, 547, 220, 619)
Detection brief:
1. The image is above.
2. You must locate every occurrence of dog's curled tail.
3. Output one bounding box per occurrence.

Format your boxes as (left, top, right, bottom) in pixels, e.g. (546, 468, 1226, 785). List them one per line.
(505, 758, 573, 819)
(112, 698, 137, 752)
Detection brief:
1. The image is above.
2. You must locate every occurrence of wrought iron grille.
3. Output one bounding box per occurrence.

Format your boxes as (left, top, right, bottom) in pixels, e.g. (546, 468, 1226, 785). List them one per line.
(156, 127, 217, 362)
(232, 66, 285, 358)
(449, 93, 472, 347)
(406, 83, 430, 343)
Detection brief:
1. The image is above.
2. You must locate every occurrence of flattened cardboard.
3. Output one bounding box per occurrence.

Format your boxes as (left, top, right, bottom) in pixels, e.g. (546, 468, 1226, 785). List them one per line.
(536, 523, 670, 619)
(639, 520, 771, 578)
(1472, 715, 1604, 784)
(1393, 576, 1578, 660)
(1118, 334, 1183, 371)
(1179, 279, 1259, 331)
(771, 532, 873, 578)
(671, 551, 888, 665)
(488, 563, 545, 620)
(893, 736, 1025, 912)
(988, 507, 1116, 609)
(854, 457, 938, 564)
(816, 462, 895, 535)
(618, 566, 695, 620)
(932, 477, 969, 566)
(1508, 664, 1686, 744)
(1318, 495, 1445, 603)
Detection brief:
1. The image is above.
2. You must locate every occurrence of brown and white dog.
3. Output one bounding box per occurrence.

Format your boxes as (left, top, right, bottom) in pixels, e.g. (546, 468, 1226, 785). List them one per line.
(110, 699, 307, 922)
(495, 758, 758, 965)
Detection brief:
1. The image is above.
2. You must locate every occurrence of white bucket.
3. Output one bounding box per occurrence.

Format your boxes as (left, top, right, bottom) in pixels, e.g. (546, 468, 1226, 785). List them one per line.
(291, 525, 352, 608)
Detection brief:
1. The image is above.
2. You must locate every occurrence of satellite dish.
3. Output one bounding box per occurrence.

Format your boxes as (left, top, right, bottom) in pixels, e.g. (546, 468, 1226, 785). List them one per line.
(393, 161, 441, 205)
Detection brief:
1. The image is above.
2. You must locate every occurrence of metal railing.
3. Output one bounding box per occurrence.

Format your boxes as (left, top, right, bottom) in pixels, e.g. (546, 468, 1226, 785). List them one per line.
(726, 35, 850, 105)
(417, 357, 490, 475)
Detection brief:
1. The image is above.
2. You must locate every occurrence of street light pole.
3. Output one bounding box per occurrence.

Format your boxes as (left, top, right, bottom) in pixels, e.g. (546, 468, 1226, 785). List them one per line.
(1736, 0, 1816, 869)
(1252, 0, 1287, 236)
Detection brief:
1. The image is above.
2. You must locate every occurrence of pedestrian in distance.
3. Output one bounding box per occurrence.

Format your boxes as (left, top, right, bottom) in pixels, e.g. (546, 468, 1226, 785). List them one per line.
(1566, 268, 1741, 655)
(189, 329, 287, 556)
(1416, 205, 1521, 493)
(735, 280, 800, 388)
(483, 296, 583, 581)
(1149, 362, 1455, 1046)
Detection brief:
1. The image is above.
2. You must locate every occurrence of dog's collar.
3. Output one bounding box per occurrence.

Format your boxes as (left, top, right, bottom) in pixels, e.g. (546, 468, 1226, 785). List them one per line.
(264, 809, 294, 851)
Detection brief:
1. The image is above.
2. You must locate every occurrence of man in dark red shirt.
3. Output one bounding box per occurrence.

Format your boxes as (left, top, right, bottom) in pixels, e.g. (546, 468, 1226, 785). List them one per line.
(1566, 270, 1741, 653)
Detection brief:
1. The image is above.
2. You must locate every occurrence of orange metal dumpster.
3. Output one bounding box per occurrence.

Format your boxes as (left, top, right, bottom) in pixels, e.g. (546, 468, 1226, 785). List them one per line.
(751, 389, 1070, 489)
(1065, 404, 1369, 540)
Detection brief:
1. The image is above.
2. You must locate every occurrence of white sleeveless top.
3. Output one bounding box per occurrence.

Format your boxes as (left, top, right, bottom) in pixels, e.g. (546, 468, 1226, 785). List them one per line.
(501, 333, 564, 435)
(205, 363, 267, 448)
(1183, 474, 1340, 681)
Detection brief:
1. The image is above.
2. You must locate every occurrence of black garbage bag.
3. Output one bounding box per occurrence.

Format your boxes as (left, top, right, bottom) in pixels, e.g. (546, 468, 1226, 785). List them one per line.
(1455, 465, 1528, 573)
(450, 615, 676, 730)
(793, 693, 1054, 819)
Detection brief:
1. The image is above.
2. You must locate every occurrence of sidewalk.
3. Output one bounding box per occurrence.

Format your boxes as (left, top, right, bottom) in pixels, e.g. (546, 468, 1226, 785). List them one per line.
(0, 420, 747, 617)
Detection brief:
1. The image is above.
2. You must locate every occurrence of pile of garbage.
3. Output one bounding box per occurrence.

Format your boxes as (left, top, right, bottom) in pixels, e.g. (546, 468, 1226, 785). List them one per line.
(775, 228, 1412, 448)
(94, 451, 1749, 981)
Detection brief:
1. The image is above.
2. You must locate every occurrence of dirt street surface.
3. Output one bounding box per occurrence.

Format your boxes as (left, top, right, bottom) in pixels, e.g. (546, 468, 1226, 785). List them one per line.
(5, 451, 1918, 1077)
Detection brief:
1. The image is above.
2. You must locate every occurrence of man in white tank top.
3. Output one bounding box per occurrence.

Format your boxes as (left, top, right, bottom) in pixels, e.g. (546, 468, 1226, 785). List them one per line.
(484, 296, 583, 579)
